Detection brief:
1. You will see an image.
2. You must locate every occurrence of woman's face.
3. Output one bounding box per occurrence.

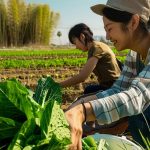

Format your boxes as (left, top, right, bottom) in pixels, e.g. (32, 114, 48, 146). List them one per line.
(103, 16, 132, 51)
(72, 37, 87, 52)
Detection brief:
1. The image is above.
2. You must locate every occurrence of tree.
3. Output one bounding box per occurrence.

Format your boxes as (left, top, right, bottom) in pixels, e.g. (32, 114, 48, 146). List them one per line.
(0, 0, 7, 46)
(57, 31, 62, 37)
(57, 31, 62, 45)
(0, 0, 60, 46)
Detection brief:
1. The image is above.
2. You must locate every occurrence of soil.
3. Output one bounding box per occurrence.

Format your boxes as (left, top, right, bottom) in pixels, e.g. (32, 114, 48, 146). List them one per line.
(0, 67, 97, 109)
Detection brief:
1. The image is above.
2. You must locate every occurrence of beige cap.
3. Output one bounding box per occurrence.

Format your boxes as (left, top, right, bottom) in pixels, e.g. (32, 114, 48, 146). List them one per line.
(91, 0, 150, 23)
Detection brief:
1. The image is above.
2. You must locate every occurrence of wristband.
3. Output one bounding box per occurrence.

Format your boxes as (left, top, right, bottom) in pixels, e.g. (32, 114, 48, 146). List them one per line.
(81, 103, 86, 123)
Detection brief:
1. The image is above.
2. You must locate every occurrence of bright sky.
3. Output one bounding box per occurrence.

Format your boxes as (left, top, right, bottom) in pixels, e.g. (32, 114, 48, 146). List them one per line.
(26, 0, 107, 45)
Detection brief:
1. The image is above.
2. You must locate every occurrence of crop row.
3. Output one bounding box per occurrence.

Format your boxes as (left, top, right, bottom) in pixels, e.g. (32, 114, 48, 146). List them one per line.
(0, 49, 85, 56)
(0, 58, 87, 69)
(0, 48, 128, 57)
(0, 56, 126, 69)
(0, 55, 86, 61)
(0, 48, 127, 69)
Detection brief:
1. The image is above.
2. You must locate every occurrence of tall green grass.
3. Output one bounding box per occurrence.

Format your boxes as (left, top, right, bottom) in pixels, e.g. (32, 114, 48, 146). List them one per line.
(140, 131, 150, 149)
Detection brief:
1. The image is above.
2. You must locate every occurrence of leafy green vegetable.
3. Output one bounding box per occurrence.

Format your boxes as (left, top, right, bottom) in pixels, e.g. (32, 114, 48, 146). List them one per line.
(0, 79, 39, 120)
(82, 136, 98, 150)
(0, 117, 21, 140)
(35, 77, 71, 149)
(82, 136, 112, 150)
(33, 77, 62, 106)
(0, 76, 71, 149)
(8, 119, 36, 150)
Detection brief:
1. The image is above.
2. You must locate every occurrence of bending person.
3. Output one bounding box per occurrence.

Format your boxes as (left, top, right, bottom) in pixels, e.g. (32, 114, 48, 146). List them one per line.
(65, 0, 150, 149)
(59, 23, 121, 94)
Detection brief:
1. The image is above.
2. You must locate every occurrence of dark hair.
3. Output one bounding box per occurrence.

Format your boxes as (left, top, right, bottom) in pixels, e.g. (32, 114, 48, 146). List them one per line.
(68, 23, 94, 45)
(102, 7, 149, 35)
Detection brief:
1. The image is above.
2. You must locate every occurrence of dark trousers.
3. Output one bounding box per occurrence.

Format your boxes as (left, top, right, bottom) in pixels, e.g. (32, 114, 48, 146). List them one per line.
(84, 84, 109, 94)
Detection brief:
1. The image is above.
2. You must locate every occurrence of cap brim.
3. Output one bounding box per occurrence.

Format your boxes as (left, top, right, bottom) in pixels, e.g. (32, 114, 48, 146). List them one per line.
(91, 4, 106, 16)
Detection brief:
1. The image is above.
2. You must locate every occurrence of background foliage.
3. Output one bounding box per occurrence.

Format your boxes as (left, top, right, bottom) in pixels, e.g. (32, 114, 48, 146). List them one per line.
(0, 0, 60, 46)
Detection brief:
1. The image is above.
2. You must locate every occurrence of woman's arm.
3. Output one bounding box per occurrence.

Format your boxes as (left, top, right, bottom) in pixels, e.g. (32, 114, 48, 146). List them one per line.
(91, 67, 150, 125)
(65, 63, 150, 149)
(92, 54, 150, 125)
(59, 57, 98, 88)
(65, 77, 150, 150)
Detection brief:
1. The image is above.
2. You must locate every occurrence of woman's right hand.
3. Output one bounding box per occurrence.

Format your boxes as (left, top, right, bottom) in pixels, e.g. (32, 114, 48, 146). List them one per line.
(65, 102, 96, 150)
(65, 104, 85, 150)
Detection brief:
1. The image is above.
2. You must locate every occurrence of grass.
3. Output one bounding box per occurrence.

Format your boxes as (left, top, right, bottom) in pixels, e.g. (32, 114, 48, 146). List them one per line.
(140, 131, 150, 150)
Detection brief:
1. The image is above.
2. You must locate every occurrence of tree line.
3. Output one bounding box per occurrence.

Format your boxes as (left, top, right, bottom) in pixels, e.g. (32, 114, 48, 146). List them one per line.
(0, 0, 60, 47)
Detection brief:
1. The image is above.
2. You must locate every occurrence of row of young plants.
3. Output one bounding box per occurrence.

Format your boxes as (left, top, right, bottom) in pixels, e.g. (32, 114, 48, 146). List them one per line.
(0, 48, 127, 69)
(0, 49, 85, 56)
(0, 48, 128, 57)
(0, 58, 87, 69)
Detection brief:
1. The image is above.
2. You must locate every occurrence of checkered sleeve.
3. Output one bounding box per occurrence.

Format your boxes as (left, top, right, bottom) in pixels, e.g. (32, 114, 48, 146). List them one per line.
(90, 51, 150, 125)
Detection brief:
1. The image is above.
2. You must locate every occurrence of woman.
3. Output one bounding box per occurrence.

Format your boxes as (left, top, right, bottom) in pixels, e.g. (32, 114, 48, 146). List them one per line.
(65, 0, 150, 149)
(59, 23, 121, 94)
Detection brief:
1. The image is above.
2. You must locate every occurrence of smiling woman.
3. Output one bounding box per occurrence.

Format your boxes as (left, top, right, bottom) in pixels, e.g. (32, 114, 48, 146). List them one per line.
(65, 0, 150, 149)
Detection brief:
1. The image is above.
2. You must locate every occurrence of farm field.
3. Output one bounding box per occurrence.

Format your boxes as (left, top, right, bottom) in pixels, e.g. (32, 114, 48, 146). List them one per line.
(0, 48, 127, 109)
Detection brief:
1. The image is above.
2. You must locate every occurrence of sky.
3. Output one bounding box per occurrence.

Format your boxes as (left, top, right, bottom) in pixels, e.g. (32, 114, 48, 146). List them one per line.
(26, 0, 107, 45)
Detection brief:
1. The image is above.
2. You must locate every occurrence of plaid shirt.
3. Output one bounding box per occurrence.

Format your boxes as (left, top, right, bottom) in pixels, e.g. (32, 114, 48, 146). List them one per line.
(90, 49, 150, 125)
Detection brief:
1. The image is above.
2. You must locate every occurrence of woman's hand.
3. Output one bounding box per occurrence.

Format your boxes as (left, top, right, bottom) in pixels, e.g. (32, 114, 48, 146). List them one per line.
(65, 103, 96, 150)
(65, 104, 85, 150)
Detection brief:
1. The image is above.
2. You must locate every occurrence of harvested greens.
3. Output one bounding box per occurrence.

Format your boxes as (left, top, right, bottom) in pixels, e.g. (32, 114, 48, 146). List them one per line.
(0, 77, 71, 150)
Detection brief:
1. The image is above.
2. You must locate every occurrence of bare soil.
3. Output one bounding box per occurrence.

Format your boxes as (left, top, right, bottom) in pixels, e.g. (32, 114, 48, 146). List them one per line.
(0, 67, 97, 109)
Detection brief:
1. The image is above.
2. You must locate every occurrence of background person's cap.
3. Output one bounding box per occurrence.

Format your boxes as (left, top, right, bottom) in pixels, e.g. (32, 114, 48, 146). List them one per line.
(91, 0, 150, 23)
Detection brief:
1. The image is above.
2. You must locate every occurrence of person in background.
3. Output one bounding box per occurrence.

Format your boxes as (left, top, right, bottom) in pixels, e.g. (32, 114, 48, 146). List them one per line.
(59, 23, 122, 94)
(65, 0, 150, 149)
